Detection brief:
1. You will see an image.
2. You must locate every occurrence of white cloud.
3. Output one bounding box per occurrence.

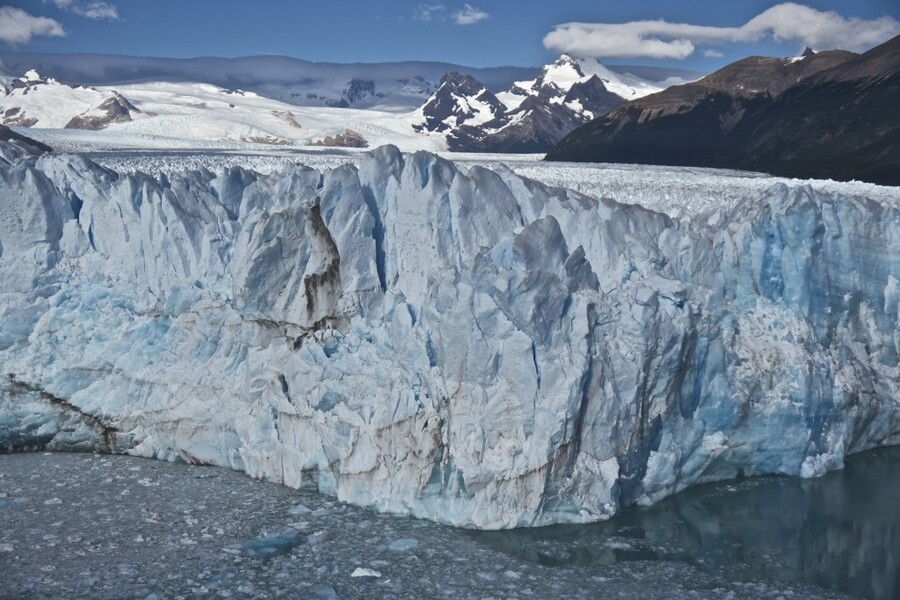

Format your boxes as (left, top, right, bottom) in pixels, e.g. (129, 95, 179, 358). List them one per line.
(454, 4, 489, 26)
(704, 49, 724, 58)
(543, 2, 900, 59)
(46, 0, 120, 21)
(414, 4, 445, 22)
(0, 6, 65, 45)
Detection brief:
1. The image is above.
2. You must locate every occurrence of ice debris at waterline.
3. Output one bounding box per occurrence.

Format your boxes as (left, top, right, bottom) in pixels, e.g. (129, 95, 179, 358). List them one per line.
(0, 140, 899, 529)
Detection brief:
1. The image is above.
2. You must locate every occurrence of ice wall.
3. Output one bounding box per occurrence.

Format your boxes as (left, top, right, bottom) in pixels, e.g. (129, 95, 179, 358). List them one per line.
(1, 141, 898, 528)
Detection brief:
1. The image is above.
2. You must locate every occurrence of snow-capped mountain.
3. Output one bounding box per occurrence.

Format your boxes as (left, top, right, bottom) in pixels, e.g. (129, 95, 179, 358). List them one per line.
(411, 72, 507, 133)
(2, 140, 898, 528)
(0, 70, 145, 130)
(0, 55, 695, 153)
(0, 69, 450, 151)
(502, 54, 669, 106)
(414, 55, 687, 152)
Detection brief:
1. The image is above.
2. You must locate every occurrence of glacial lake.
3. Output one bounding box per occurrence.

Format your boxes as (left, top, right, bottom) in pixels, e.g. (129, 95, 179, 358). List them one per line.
(468, 445, 900, 600)
(1, 447, 897, 599)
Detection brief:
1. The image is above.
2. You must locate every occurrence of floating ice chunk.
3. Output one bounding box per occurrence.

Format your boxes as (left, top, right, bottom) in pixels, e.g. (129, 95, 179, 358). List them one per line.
(307, 531, 328, 545)
(350, 567, 382, 578)
(228, 532, 304, 558)
(288, 503, 312, 515)
(308, 584, 342, 600)
(387, 538, 419, 551)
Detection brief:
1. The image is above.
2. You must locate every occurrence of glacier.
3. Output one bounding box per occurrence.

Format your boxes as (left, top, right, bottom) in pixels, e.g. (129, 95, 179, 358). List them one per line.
(0, 139, 898, 529)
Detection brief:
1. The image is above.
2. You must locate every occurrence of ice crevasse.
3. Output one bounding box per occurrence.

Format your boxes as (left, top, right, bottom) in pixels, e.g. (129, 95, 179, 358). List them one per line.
(0, 140, 898, 529)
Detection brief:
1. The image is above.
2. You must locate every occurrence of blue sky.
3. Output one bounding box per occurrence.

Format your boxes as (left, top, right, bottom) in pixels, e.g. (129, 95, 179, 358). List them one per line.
(1, 1, 899, 69)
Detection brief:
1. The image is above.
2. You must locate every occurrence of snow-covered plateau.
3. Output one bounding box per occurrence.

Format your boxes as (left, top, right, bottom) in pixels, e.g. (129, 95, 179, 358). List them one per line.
(1, 140, 899, 529)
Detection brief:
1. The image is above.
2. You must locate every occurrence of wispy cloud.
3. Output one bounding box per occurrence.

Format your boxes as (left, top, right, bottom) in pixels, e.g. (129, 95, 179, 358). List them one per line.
(414, 3, 445, 22)
(454, 4, 489, 26)
(544, 2, 900, 59)
(46, 0, 120, 21)
(703, 49, 724, 58)
(0, 6, 65, 44)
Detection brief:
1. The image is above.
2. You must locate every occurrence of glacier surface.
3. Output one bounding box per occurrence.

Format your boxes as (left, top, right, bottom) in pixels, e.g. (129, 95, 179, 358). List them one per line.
(1, 140, 898, 528)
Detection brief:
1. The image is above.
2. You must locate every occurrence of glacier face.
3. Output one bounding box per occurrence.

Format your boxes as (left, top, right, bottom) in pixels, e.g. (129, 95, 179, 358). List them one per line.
(1, 140, 899, 529)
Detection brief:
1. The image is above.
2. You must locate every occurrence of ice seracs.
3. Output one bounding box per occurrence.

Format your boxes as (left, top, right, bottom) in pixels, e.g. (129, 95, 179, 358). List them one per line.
(0, 142, 898, 529)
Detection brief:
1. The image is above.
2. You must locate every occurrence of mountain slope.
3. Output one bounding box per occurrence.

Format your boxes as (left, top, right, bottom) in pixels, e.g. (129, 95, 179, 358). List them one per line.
(0, 71, 448, 151)
(548, 37, 900, 185)
(0, 123, 51, 152)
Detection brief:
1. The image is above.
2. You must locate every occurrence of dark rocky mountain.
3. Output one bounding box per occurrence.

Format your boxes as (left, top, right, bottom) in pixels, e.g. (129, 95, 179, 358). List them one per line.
(325, 78, 381, 108)
(458, 74, 626, 153)
(547, 36, 900, 186)
(412, 72, 506, 134)
(415, 56, 665, 153)
(312, 128, 368, 148)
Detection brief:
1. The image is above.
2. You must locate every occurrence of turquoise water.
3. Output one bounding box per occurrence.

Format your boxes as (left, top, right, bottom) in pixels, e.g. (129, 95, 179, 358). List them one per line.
(468, 446, 900, 600)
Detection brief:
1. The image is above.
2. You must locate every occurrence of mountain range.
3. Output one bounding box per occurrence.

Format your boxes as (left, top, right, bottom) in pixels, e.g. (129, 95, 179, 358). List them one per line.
(548, 36, 900, 186)
(0, 52, 534, 112)
(3, 43, 896, 186)
(0, 54, 693, 153)
(413, 55, 687, 152)
(0, 52, 696, 114)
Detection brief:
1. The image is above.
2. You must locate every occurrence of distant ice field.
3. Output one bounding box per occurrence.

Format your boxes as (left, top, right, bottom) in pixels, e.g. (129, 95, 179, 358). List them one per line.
(24, 131, 899, 219)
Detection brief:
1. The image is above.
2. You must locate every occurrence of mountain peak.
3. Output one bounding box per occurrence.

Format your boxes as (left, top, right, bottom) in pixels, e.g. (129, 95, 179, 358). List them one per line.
(438, 71, 488, 95)
(440, 71, 473, 85)
(415, 71, 505, 134)
(544, 55, 586, 77)
(553, 54, 580, 67)
(802, 46, 816, 57)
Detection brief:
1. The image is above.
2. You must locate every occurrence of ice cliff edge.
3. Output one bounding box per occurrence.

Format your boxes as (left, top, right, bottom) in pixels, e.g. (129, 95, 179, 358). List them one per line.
(1, 142, 898, 529)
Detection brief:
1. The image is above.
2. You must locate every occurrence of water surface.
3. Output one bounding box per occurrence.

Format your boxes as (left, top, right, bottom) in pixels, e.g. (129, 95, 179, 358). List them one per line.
(468, 446, 900, 600)
(2, 449, 897, 599)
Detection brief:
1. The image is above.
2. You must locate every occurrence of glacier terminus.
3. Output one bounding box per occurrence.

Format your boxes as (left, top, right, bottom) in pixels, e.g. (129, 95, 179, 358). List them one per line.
(1, 140, 898, 529)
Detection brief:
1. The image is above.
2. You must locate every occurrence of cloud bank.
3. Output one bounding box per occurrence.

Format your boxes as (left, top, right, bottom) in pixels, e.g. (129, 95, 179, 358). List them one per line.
(46, 0, 120, 21)
(413, 4, 445, 22)
(543, 2, 900, 59)
(454, 4, 489, 26)
(0, 6, 65, 45)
